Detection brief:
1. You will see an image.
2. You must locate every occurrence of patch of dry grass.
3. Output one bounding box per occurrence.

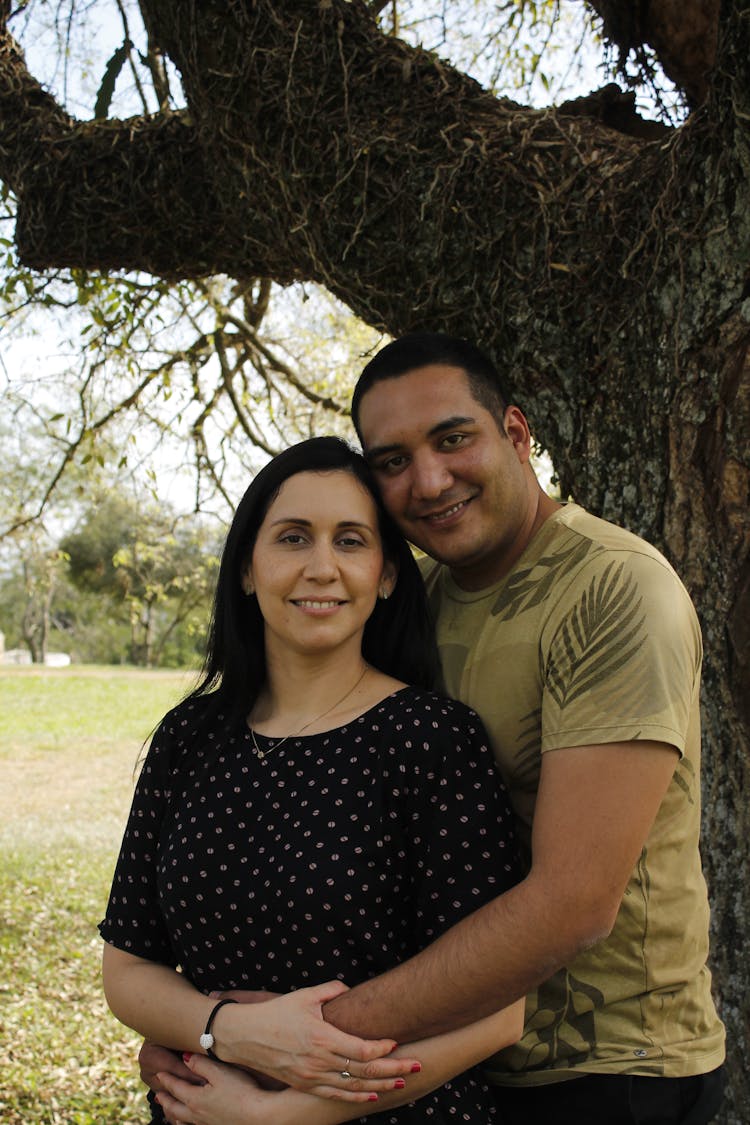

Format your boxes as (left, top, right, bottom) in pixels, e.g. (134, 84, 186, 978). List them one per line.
(0, 666, 191, 1125)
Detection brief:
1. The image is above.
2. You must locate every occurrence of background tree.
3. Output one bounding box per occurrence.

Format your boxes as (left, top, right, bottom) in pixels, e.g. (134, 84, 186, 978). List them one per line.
(0, 484, 218, 667)
(0, 1, 747, 1118)
(16, 539, 66, 663)
(62, 493, 219, 667)
(111, 525, 219, 668)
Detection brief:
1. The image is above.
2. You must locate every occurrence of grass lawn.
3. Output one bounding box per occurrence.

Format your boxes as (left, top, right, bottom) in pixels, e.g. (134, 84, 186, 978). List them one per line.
(0, 665, 194, 1125)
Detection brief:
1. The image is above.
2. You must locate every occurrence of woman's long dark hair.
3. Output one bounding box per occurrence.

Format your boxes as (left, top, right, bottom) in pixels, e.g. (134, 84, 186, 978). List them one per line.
(190, 437, 442, 724)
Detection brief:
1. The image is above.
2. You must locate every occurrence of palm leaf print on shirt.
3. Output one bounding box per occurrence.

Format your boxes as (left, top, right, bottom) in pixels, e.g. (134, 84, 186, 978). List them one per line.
(546, 561, 648, 710)
(491, 539, 595, 622)
(516, 969, 605, 1070)
(514, 707, 542, 783)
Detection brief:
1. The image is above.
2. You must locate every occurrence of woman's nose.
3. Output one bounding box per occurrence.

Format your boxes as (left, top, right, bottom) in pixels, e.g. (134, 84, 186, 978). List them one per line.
(302, 540, 339, 580)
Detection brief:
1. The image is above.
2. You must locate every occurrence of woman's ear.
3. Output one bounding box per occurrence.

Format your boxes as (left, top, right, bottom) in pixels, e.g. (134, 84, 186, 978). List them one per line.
(379, 561, 398, 600)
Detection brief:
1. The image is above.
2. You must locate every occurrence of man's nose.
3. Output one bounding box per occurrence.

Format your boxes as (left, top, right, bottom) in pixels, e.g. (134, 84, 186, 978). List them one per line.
(411, 453, 452, 500)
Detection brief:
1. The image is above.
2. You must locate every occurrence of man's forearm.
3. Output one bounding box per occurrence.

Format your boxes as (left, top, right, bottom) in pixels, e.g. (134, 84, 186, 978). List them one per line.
(323, 739, 677, 1043)
(323, 874, 593, 1041)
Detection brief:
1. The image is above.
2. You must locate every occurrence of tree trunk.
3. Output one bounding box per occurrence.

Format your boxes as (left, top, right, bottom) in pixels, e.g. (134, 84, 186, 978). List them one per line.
(0, 0, 748, 1116)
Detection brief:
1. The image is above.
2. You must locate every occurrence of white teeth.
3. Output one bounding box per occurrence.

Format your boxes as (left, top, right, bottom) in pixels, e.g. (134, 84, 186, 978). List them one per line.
(294, 600, 342, 608)
(427, 501, 465, 521)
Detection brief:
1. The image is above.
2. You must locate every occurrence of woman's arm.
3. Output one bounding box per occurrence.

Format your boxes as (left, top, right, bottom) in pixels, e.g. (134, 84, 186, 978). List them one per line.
(155, 997, 525, 1125)
(102, 944, 419, 1102)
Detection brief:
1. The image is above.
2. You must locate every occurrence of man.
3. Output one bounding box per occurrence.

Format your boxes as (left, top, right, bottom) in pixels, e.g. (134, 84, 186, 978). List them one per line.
(148, 332, 725, 1124)
(335, 331, 725, 1122)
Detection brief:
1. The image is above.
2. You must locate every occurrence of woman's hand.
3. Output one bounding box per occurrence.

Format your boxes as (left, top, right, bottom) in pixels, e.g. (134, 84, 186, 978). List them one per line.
(216, 979, 420, 1100)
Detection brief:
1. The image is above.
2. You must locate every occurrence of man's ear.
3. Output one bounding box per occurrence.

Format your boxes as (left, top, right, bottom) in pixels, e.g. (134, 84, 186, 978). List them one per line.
(503, 405, 533, 464)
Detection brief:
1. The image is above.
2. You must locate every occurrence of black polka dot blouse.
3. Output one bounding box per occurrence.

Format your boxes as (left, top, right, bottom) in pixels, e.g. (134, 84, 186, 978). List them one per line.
(100, 687, 520, 1123)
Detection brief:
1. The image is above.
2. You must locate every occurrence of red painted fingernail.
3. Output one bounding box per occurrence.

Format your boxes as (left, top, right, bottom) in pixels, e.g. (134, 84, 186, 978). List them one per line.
(368, 1094, 378, 1101)
(411, 1063, 422, 1073)
(183, 1052, 193, 1063)
(394, 1078, 406, 1089)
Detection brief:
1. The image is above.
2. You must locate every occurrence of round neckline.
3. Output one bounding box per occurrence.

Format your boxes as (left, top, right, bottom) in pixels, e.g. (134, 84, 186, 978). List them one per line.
(245, 685, 414, 743)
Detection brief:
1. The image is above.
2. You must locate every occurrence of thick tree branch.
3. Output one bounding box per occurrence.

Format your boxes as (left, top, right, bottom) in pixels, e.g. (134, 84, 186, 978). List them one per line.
(0, 18, 225, 277)
(587, 0, 720, 106)
(1, 2, 746, 509)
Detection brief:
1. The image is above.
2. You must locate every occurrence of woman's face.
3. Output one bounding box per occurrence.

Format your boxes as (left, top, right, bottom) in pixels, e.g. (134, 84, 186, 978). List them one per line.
(244, 470, 396, 661)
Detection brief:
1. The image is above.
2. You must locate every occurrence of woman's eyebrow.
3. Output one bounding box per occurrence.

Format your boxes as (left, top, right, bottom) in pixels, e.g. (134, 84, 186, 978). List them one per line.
(267, 517, 373, 529)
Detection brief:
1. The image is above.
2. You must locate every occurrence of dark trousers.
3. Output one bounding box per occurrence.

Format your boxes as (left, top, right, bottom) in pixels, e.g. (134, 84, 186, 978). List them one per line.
(493, 1067, 725, 1125)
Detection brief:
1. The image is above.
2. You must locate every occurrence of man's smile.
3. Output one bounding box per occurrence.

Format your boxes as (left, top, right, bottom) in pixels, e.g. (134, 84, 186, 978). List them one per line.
(415, 497, 475, 525)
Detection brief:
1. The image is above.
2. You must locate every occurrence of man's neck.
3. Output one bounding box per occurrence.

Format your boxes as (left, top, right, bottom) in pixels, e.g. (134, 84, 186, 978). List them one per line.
(449, 489, 562, 592)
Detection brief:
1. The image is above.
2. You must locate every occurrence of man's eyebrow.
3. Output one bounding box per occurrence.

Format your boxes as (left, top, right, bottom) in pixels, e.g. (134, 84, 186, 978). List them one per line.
(429, 415, 476, 434)
(365, 415, 476, 460)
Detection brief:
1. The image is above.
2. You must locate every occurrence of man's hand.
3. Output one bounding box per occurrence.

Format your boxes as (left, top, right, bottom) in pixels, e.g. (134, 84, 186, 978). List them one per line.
(139, 1041, 205, 1125)
(140, 1041, 203, 1092)
(156, 1056, 330, 1125)
(156, 1058, 274, 1125)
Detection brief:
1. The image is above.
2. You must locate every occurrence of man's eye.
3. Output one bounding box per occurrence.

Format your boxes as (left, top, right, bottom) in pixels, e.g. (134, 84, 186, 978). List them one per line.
(379, 455, 406, 473)
(441, 433, 466, 448)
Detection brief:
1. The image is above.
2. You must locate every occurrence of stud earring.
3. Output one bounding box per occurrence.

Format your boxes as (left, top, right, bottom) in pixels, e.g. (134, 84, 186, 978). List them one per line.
(379, 587, 389, 600)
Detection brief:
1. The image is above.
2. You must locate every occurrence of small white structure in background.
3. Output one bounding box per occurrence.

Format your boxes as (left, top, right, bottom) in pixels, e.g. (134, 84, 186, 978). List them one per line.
(1, 647, 71, 666)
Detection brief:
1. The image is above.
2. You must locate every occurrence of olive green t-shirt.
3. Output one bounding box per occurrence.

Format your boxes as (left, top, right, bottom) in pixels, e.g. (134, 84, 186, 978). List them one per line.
(422, 504, 725, 1084)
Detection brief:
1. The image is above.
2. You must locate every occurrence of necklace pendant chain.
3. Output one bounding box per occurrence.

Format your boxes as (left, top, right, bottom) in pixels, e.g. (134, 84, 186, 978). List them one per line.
(250, 666, 369, 763)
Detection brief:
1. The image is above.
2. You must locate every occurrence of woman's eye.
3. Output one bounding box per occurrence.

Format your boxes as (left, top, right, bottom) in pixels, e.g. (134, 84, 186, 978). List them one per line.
(337, 536, 365, 548)
(279, 532, 306, 545)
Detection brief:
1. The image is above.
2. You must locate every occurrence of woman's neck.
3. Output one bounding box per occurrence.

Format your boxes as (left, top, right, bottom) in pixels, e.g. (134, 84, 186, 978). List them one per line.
(251, 647, 372, 737)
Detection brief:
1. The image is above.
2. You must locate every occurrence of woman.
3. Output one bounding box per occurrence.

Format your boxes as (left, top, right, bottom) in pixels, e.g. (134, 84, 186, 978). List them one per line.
(100, 437, 523, 1124)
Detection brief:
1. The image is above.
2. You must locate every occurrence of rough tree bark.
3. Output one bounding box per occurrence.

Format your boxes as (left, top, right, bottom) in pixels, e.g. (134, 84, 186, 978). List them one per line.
(0, 0, 747, 1118)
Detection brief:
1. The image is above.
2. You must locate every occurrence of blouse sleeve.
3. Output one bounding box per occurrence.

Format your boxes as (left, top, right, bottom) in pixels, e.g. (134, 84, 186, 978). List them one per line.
(398, 695, 521, 951)
(98, 712, 180, 965)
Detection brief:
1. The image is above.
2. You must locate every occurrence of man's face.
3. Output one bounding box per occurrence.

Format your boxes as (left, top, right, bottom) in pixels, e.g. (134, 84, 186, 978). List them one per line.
(357, 364, 534, 590)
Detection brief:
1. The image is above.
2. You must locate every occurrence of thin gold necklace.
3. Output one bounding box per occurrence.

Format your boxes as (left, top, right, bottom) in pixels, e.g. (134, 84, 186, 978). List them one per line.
(249, 665, 370, 762)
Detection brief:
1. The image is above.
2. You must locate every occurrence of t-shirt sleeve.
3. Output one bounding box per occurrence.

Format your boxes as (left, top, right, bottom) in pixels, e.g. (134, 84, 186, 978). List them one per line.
(398, 698, 521, 951)
(539, 550, 701, 755)
(98, 714, 180, 965)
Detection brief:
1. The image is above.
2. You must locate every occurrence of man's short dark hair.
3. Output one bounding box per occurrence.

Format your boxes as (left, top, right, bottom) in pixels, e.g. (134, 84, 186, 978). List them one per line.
(351, 332, 512, 442)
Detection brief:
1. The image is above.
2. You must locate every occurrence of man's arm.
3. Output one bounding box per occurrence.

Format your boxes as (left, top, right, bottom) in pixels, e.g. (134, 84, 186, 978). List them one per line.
(323, 739, 678, 1040)
(155, 995, 525, 1125)
(102, 946, 418, 1097)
